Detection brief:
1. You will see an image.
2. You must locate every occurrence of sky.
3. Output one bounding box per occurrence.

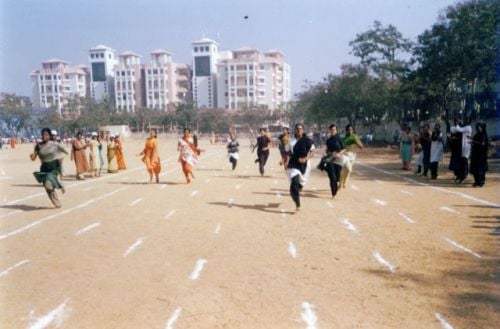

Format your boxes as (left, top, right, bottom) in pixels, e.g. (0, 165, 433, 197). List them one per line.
(0, 0, 457, 98)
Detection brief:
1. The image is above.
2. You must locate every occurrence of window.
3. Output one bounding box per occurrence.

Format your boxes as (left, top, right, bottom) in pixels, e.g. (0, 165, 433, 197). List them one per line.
(205, 46, 209, 51)
(109, 54, 111, 59)
(153, 69, 158, 74)
(194, 47, 198, 52)
(90, 54, 95, 59)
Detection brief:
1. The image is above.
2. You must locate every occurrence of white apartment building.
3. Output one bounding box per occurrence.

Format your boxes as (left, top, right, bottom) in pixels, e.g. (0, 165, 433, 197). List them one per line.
(89, 45, 117, 102)
(192, 38, 219, 108)
(216, 48, 291, 111)
(114, 51, 142, 113)
(30, 59, 88, 114)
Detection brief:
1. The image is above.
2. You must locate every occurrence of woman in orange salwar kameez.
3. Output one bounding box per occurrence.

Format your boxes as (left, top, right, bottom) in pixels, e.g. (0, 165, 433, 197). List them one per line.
(115, 135, 127, 170)
(139, 129, 161, 183)
(71, 132, 90, 180)
(177, 128, 201, 183)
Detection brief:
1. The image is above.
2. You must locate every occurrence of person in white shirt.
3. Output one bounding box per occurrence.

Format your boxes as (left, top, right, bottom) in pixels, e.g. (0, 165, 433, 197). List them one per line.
(450, 119, 472, 183)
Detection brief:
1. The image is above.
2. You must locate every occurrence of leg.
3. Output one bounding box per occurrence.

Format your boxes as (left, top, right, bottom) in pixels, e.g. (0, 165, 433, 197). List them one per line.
(326, 163, 339, 197)
(290, 175, 301, 210)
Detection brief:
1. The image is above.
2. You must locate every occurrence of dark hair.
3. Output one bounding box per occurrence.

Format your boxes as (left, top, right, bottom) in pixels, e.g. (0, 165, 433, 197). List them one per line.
(41, 128, 51, 136)
(294, 123, 304, 130)
(329, 124, 336, 130)
(259, 127, 267, 132)
(183, 128, 191, 133)
(345, 124, 353, 131)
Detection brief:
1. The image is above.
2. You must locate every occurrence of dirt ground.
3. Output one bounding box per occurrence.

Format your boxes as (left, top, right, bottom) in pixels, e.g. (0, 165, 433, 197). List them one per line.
(0, 136, 498, 329)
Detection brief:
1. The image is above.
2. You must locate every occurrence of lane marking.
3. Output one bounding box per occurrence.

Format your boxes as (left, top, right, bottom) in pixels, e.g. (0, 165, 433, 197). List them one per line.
(326, 201, 334, 208)
(235, 184, 241, 189)
(190, 190, 199, 197)
(372, 199, 387, 206)
(165, 307, 182, 329)
(288, 242, 297, 258)
(165, 209, 176, 219)
(227, 199, 234, 208)
(82, 187, 94, 191)
(400, 190, 413, 196)
(341, 218, 358, 233)
(189, 259, 207, 280)
(129, 198, 143, 206)
(440, 206, 460, 215)
(0, 259, 30, 278)
(160, 184, 167, 190)
(0, 187, 128, 241)
(123, 237, 145, 258)
(214, 223, 221, 234)
(281, 209, 286, 219)
(442, 237, 481, 258)
(204, 179, 211, 183)
(276, 192, 282, 198)
(301, 302, 318, 329)
(0, 210, 22, 219)
(357, 162, 500, 208)
(75, 222, 101, 236)
(373, 251, 396, 273)
(28, 299, 69, 329)
(374, 179, 383, 184)
(273, 179, 278, 185)
(351, 184, 360, 191)
(435, 312, 454, 329)
(398, 212, 416, 224)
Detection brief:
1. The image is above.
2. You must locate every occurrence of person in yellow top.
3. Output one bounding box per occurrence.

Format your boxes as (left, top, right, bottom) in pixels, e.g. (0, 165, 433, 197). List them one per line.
(138, 129, 161, 183)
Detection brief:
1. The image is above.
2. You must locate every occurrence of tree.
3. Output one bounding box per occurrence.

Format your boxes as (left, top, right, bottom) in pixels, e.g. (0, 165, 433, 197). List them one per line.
(349, 20, 412, 81)
(0, 93, 32, 134)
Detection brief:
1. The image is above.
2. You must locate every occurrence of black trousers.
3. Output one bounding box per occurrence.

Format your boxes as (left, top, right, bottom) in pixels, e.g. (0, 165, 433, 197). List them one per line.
(326, 163, 342, 197)
(457, 157, 469, 181)
(229, 156, 237, 170)
(257, 150, 269, 175)
(430, 162, 439, 179)
(290, 175, 302, 208)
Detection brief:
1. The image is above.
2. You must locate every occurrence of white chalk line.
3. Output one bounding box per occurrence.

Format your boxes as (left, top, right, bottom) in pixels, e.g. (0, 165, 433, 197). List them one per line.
(190, 190, 199, 197)
(435, 312, 454, 329)
(342, 218, 358, 233)
(281, 209, 286, 219)
(301, 302, 318, 329)
(160, 184, 167, 190)
(0, 210, 22, 218)
(374, 179, 383, 184)
(1, 154, 179, 208)
(288, 242, 297, 258)
(28, 298, 70, 329)
(123, 237, 145, 258)
(326, 201, 334, 208)
(351, 184, 360, 191)
(75, 222, 101, 236)
(128, 198, 143, 206)
(398, 212, 416, 224)
(0, 259, 30, 278)
(227, 198, 234, 207)
(204, 179, 211, 183)
(165, 306, 182, 329)
(442, 237, 481, 258)
(82, 187, 94, 191)
(373, 251, 396, 273)
(235, 184, 241, 189)
(372, 198, 387, 206)
(189, 259, 207, 280)
(357, 161, 500, 208)
(214, 223, 221, 234)
(276, 192, 282, 198)
(0, 187, 128, 241)
(440, 206, 460, 215)
(165, 209, 176, 219)
(400, 190, 413, 195)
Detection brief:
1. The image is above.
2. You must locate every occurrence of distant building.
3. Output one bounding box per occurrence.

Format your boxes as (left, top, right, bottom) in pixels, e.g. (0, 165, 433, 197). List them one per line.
(144, 50, 192, 111)
(89, 45, 117, 102)
(216, 48, 291, 111)
(114, 51, 142, 113)
(30, 59, 87, 114)
(192, 38, 219, 108)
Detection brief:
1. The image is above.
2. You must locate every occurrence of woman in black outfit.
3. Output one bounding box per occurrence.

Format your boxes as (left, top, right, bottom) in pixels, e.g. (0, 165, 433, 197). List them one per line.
(469, 122, 489, 187)
(323, 124, 346, 199)
(287, 123, 315, 211)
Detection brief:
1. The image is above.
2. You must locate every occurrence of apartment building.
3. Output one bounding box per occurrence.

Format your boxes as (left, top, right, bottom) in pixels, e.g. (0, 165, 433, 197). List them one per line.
(89, 45, 117, 102)
(144, 50, 191, 111)
(30, 59, 88, 114)
(216, 48, 291, 111)
(114, 51, 143, 113)
(192, 38, 219, 108)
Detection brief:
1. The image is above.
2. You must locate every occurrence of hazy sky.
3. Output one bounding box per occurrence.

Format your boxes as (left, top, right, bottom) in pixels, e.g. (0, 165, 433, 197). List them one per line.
(0, 0, 456, 98)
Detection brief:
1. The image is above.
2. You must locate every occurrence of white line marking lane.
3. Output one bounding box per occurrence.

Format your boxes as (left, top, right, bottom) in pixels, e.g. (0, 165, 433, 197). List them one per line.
(435, 312, 454, 329)
(373, 251, 396, 273)
(0, 187, 128, 241)
(189, 259, 207, 280)
(165, 307, 182, 329)
(0, 259, 30, 278)
(442, 237, 481, 258)
(27, 298, 70, 329)
(123, 237, 145, 258)
(301, 302, 318, 329)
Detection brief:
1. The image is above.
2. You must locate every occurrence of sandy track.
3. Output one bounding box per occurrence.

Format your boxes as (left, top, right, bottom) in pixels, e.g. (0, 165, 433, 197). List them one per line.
(0, 136, 498, 328)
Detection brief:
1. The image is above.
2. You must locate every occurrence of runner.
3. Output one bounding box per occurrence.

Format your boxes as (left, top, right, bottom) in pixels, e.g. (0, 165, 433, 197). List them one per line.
(178, 128, 202, 183)
(30, 128, 68, 208)
(226, 132, 239, 170)
(138, 129, 161, 183)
